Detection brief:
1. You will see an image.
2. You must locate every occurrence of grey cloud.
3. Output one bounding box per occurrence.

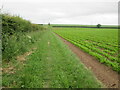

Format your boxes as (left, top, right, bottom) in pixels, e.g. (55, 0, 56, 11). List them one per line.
(2, 0, 118, 25)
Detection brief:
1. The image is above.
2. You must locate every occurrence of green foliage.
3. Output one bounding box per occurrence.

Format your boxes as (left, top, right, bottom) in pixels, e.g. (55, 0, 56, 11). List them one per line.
(2, 14, 44, 61)
(2, 14, 44, 34)
(97, 24, 101, 28)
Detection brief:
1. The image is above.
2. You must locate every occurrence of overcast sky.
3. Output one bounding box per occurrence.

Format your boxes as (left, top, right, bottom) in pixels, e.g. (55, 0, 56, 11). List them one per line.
(1, 0, 119, 25)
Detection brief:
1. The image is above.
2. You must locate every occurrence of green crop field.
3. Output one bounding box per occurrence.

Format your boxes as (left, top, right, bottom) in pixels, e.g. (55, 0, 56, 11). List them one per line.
(53, 28, 119, 72)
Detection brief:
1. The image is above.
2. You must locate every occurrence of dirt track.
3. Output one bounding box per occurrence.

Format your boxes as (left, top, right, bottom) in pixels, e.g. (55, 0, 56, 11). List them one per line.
(55, 33, 119, 88)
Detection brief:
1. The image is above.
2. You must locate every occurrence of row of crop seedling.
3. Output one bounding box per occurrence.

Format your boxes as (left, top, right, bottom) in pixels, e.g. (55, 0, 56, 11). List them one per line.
(61, 31, 117, 53)
(56, 33, 119, 73)
(64, 36, 118, 63)
(75, 40, 118, 62)
(62, 33, 117, 57)
(79, 39, 117, 56)
(71, 35, 117, 52)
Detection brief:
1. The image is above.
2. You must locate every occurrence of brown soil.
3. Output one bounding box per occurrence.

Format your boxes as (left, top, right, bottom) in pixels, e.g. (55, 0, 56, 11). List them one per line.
(17, 47, 37, 61)
(16, 51, 33, 61)
(2, 66, 15, 74)
(56, 33, 119, 88)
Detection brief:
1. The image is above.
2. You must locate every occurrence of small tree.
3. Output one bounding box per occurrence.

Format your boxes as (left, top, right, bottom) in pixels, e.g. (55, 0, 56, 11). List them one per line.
(97, 24, 101, 28)
(48, 23, 50, 26)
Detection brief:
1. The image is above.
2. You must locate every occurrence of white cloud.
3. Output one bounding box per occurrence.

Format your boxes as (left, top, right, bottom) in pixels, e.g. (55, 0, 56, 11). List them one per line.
(1, 0, 118, 25)
(52, 13, 118, 25)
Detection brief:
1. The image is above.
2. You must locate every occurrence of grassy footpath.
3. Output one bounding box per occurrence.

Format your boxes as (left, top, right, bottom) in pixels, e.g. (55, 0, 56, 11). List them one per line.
(3, 30, 102, 88)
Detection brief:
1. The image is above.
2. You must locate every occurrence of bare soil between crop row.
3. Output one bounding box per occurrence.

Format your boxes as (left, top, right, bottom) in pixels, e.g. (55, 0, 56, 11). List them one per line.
(55, 33, 119, 88)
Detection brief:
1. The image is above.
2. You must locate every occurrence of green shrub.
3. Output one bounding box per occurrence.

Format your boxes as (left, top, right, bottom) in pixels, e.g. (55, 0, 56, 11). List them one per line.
(1, 14, 44, 61)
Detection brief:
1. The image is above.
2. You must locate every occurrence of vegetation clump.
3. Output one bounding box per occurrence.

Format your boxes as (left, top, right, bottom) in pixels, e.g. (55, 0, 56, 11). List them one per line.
(97, 24, 101, 28)
(1, 14, 44, 61)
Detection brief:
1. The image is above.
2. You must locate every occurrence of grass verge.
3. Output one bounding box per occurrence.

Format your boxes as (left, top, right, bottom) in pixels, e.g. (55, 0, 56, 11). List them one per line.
(2, 30, 103, 88)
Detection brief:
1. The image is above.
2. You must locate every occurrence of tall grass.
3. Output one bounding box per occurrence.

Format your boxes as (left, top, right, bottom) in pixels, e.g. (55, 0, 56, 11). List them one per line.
(2, 14, 44, 61)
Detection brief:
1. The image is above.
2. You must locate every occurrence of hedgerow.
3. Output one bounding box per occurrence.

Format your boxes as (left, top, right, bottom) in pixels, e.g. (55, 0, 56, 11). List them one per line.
(1, 14, 44, 61)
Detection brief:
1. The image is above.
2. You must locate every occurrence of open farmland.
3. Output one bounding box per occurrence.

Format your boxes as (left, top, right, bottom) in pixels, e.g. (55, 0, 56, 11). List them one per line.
(2, 0, 119, 88)
(2, 14, 103, 88)
(53, 28, 119, 72)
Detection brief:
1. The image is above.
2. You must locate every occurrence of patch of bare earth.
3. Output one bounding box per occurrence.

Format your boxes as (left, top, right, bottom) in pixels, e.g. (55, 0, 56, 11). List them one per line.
(2, 47, 37, 74)
(17, 47, 37, 62)
(55, 33, 119, 88)
(2, 66, 15, 74)
(16, 51, 33, 61)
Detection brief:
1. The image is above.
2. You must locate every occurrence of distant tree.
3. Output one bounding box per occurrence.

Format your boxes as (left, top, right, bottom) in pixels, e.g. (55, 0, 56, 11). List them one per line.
(48, 23, 50, 26)
(97, 24, 101, 28)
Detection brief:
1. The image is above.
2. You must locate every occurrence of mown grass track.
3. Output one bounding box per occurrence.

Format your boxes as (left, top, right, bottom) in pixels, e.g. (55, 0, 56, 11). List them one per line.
(2, 30, 102, 88)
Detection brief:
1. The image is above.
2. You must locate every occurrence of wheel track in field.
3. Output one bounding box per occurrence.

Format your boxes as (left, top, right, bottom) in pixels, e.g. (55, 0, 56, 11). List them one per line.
(55, 33, 119, 88)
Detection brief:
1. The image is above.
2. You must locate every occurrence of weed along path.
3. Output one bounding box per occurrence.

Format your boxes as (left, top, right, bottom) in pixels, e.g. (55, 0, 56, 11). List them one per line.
(3, 31, 103, 88)
(55, 33, 119, 88)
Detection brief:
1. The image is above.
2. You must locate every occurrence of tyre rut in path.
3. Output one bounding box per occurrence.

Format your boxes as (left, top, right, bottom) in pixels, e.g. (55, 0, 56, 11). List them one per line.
(55, 33, 119, 88)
